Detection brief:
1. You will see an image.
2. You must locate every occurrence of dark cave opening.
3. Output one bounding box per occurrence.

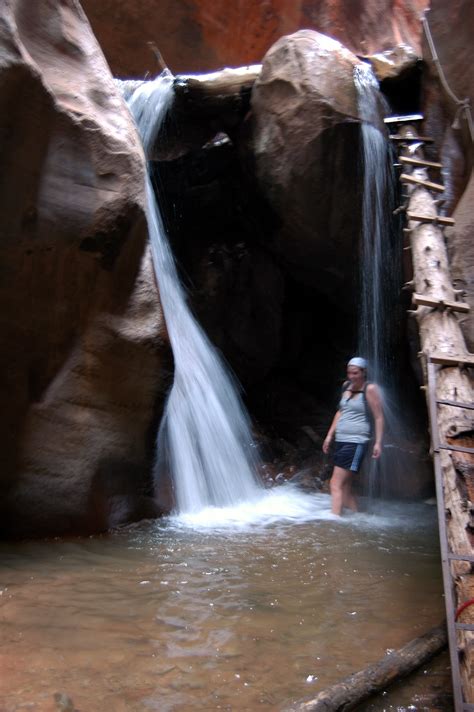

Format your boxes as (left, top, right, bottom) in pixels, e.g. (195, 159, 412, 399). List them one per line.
(151, 134, 356, 446)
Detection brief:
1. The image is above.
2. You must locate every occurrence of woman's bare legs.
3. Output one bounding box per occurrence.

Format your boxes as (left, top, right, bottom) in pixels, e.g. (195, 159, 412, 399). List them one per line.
(329, 466, 357, 515)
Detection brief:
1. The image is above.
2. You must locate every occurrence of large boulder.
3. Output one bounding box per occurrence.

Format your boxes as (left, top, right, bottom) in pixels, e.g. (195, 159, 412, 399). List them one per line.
(250, 30, 370, 307)
(0, 0, 167, 538)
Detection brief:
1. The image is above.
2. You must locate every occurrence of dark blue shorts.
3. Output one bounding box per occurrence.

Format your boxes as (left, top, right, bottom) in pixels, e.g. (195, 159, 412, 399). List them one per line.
(333, 442, 368, 472)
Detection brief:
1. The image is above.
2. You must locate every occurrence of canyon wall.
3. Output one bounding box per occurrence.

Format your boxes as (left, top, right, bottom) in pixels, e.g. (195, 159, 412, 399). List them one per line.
(0, 0, 168, 537)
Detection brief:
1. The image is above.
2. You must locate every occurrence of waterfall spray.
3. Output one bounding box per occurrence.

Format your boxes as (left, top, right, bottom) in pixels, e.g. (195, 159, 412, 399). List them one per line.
(354, 63, 404, 498)
(126, 74, 262, 513)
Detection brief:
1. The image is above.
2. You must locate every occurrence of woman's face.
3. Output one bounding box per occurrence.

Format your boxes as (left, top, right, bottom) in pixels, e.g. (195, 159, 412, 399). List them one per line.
(347, 366, 364, 383)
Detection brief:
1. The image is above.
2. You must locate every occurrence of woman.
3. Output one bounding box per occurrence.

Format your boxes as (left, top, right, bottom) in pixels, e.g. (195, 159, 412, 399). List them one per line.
(322, 357, 383, 516)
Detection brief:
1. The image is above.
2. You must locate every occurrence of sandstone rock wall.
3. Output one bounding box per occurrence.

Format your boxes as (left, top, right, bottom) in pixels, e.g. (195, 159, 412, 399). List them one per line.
(421, 0, 474, 342)
(0, 0, 168, 538)
(80, 0, 428, 77)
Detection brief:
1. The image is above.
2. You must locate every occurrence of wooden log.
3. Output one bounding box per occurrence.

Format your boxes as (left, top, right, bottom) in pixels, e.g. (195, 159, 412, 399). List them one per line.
(283, 624, 447, 712)
(174, 64, 261, 97)
(399, 129, 474, 703)
(173, 64, 262, 117)
(400, 173, 445, 193)
(117, 65, 262, 109)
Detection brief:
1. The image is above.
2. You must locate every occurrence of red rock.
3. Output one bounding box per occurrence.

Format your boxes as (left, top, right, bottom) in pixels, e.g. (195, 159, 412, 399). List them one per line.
(420, 0, 474, 332)
(79, 0, 428, 78)
(0, 0, 167, 537)
(421, 0, 474, 204)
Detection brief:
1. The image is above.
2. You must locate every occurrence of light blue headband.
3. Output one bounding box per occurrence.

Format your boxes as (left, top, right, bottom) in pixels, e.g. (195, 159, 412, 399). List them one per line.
(348, 357, 367, 369)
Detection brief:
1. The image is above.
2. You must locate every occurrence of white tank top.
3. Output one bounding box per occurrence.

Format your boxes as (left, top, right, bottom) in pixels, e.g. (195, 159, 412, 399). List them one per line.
(335, 390, 371, 444)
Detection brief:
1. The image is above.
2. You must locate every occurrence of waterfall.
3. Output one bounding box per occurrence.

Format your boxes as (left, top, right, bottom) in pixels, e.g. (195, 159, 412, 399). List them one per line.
(354, 64, 404, 498)
(126, 73, 262, 513)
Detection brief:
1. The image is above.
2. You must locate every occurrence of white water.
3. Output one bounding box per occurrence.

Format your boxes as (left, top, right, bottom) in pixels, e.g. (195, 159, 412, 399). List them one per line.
(354, 63, 399, 384)
(168, 482, 434, 532)
(354, 64, 408, 499)
(127, 73, 263, 513)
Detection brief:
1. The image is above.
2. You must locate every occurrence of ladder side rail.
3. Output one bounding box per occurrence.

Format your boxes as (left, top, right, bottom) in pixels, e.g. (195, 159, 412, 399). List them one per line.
(427, 361, 466, 712)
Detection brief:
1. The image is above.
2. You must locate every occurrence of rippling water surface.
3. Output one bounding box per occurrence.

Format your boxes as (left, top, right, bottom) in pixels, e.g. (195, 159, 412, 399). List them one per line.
(1, 488, 445, 711)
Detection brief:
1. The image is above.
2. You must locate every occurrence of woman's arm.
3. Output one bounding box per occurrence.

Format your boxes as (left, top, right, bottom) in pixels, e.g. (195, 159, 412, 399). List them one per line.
(322, 410, 341, 454)
(366, 384, 384, 458)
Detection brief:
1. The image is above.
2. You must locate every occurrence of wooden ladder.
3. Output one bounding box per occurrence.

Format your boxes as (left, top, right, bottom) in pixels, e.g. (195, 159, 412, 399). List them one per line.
(426, 354, 474, 712)
(386, 114, 474, 711)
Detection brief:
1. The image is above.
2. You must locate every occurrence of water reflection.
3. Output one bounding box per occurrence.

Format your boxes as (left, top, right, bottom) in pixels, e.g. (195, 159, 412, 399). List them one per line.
(0, 495, 444, 711)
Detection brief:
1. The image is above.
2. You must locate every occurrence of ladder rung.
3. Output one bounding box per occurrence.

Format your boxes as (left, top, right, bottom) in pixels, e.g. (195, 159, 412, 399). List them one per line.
(407, 212, 455, 227)
(439, 444, 474, 454)
(400, 173, 445, 193)
(427, 353, 474, 366)
(448, 553, 474, 562)
(413, 293, 471, 313)
(384, 113, 424, 124)
(456, 623, 474, 631)
(463, 705, 474, 711)
(437, 399, 474, 410)
(389, 134, 434, 142)
(400, 155, 443, 169)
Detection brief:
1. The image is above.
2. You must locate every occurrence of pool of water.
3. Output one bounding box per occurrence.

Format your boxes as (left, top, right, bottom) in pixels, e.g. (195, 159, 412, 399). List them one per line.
(0, 486, 446, 711)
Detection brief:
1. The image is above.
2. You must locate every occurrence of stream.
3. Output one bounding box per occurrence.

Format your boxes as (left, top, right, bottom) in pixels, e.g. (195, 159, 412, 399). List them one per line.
(1, 490, 446, 711)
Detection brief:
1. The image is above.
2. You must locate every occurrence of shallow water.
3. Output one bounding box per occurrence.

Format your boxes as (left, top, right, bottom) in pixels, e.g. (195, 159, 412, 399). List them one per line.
(0, 488, 446, 711)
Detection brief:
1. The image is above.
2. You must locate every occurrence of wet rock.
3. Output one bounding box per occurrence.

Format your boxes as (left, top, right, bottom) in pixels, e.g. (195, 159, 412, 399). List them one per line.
(369, 43, 419, 81)
(288, 468, 325, 493)
(0, 0, 169, 538)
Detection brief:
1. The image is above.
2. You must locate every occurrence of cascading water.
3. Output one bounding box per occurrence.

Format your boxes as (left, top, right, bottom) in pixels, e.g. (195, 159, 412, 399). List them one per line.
(126, 73, 262, 513)
(354, 63, 405, 498)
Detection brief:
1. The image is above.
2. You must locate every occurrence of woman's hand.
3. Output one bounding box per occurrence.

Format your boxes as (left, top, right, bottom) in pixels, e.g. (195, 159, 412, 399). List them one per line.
(323, 412, 340, 455)
(372, 442, 382, 459)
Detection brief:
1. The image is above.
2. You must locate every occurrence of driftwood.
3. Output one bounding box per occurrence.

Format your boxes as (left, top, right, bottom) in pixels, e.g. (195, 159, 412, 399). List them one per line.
(173, 64, 261, 108)
(400, 125, 474, 705)
(282, 624, 447, 712)
(171, 65, 262, 129)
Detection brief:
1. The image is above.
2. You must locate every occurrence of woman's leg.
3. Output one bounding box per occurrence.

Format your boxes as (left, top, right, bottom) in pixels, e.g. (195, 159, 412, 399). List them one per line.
(342, 479, 358, 512)
(329, 466, 352, 515)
